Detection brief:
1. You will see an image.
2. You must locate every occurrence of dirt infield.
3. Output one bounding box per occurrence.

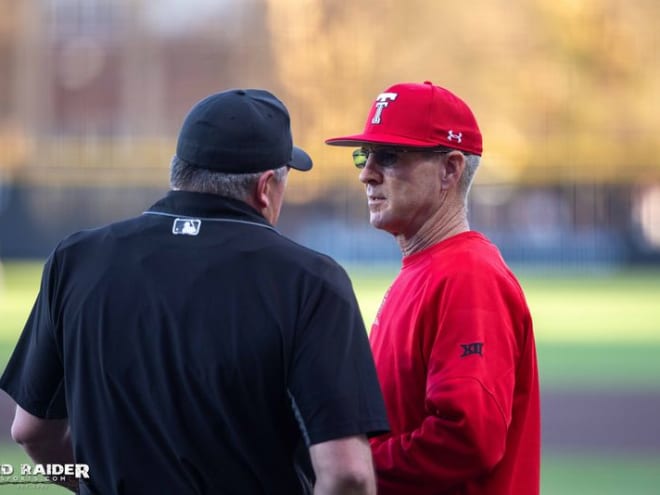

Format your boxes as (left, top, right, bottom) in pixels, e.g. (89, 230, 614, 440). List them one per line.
(1, 389, 658, 452)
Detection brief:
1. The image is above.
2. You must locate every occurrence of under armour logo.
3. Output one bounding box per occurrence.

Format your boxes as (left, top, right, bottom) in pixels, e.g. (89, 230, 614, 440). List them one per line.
(460, 342, 483, 357)
(447, 130, 463, 143)
(371, 92, 398, 124)
(172, 218, 201, 236)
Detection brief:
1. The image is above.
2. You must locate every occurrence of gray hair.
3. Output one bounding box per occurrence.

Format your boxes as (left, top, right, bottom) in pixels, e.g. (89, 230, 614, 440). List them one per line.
(458, 153, 480, 200)
(169, 155, 287, 202)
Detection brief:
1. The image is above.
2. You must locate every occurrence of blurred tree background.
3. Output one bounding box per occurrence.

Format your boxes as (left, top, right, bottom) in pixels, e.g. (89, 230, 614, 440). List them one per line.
(0, 0, 658, 260)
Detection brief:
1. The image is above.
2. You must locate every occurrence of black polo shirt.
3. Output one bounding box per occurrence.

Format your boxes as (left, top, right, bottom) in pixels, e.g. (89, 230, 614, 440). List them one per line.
(0, 191, 389, 494)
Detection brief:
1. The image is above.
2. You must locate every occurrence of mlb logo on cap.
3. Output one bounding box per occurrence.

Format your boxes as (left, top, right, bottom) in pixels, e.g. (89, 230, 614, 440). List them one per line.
(325, 81, 483, 156)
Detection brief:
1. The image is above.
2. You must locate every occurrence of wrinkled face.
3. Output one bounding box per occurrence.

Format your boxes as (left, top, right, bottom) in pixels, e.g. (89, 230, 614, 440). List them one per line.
(356, 147, 447, 238)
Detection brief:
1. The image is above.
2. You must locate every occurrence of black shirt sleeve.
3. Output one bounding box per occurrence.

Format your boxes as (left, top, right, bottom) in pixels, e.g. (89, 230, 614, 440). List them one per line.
(287, 261, 389, 445)
(0, 254, 67, 419)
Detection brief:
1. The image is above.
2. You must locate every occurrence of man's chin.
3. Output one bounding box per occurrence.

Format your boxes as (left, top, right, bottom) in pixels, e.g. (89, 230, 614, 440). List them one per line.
(369, 215, 393, 234)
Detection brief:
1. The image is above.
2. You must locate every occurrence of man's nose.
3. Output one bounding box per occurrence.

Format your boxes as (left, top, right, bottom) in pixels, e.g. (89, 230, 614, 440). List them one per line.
(359, 157, 382, 184)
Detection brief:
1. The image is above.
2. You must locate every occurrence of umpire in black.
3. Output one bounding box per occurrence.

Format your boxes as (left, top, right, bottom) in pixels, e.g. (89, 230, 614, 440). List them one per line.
(0, 89, 389, 494)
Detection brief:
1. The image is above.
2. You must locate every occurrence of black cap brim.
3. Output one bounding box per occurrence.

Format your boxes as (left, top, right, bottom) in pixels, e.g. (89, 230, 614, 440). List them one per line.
(290, 146, 313, 171)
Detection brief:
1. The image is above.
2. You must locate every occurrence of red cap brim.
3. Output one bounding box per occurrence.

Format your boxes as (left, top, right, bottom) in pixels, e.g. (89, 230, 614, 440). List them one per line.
(325, 132, 438, 148)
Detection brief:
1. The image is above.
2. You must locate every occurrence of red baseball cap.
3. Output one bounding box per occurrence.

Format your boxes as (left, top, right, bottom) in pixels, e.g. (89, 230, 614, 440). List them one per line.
(325, 81, 482, 156)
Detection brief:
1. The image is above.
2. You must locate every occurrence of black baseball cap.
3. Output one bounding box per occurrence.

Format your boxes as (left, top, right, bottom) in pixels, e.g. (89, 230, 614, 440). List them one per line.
(176, 89, 313, 173)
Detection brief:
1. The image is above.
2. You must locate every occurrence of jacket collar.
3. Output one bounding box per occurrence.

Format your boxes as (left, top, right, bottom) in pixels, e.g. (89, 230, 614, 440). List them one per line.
(146, 190, 272, 228)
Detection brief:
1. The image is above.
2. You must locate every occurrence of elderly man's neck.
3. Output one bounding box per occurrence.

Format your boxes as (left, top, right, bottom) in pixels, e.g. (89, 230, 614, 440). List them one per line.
(397, 208, 469, 257)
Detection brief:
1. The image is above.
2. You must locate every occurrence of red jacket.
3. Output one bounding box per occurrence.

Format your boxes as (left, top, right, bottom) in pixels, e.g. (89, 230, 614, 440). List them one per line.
(369, 232, 540, 495)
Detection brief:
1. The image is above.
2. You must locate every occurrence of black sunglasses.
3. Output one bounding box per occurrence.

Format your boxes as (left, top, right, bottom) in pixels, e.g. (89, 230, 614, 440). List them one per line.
(352, 147, 452, 169)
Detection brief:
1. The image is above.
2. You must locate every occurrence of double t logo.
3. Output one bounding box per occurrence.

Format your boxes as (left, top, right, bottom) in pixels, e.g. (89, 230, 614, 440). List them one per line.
(371, 92, 398, 124)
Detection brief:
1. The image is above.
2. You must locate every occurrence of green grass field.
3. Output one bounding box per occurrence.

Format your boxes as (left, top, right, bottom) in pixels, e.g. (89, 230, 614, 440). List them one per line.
(347, 264, 660, 390)
(346, 264, 660, 342)
(1, 260, 659, 494)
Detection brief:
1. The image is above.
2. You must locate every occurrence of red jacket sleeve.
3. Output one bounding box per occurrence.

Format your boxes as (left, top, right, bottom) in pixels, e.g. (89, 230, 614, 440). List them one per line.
(371, 379, 509, 494)
(371, 264, 522, 494)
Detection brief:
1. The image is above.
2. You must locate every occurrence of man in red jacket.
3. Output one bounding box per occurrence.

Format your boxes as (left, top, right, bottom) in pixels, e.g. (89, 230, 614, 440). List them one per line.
(326, 81, 540, 495)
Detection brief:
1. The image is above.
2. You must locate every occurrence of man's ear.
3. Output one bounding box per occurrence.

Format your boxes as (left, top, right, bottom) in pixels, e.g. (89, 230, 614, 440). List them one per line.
(440, 151, 466, 190)
(252, 170, 276, 210)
